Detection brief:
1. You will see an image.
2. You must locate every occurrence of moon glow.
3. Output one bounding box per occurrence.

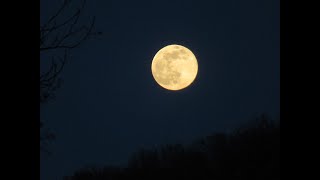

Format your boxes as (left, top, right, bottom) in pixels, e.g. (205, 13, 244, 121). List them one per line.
(151, 44, 198, 91)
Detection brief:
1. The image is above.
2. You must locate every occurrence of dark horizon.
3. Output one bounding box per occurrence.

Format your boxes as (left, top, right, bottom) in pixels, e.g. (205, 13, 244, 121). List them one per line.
(65, 115, 280, 180)
(40, 0, 280, 179)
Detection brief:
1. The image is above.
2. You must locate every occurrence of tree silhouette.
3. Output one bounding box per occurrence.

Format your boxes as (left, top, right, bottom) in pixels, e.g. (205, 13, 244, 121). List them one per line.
(40, 0, 99, 153)
(40, 0, 97, 103)
(64, 114, 280, 180)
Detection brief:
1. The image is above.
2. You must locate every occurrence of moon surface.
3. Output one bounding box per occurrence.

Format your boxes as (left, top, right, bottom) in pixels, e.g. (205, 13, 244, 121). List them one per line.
(151, 44, 198, 90)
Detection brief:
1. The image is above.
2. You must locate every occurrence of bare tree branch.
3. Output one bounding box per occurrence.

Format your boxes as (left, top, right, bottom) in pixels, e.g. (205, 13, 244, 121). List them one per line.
(40, 0, 97, 103)
(40, 17, 95, 51)
(40, 0, 99, 153)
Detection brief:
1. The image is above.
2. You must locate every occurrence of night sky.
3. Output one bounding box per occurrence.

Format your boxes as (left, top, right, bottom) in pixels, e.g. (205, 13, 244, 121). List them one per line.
(40, 0, 279, 180)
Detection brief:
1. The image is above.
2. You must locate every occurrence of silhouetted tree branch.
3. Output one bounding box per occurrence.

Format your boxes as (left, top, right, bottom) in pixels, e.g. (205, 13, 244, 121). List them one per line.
(40, 0, 99, 153)
(40, 0, 99, 103)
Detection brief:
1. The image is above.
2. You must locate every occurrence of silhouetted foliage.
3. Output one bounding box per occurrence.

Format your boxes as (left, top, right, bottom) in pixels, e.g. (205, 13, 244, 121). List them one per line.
(64, 114, 280, 180)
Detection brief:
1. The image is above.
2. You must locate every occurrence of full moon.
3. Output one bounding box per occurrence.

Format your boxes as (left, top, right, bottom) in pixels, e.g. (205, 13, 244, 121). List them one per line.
(151, 44, 198, 90)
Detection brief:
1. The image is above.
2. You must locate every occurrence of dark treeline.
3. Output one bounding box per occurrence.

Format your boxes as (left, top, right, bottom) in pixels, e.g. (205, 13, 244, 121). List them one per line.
(64, 114, 280, 180)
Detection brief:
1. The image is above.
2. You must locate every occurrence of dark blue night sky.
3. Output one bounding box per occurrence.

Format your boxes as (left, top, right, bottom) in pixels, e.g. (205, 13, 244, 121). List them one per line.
(40, 0, 279, 179)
